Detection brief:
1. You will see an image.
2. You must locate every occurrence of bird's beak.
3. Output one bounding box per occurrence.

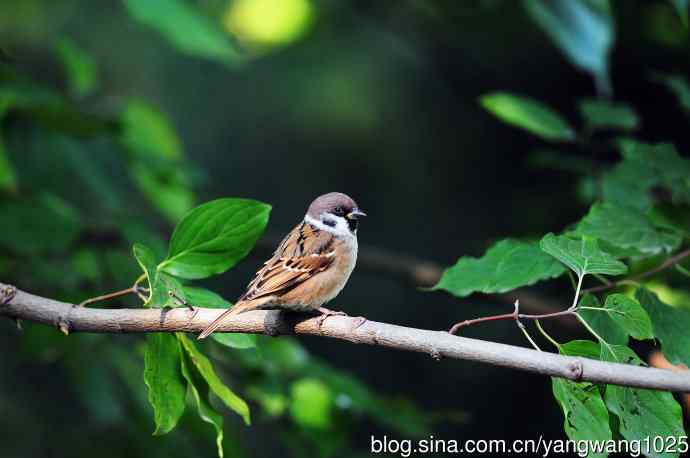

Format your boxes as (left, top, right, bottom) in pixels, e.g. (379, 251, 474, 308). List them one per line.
(347, 208, 367, 220)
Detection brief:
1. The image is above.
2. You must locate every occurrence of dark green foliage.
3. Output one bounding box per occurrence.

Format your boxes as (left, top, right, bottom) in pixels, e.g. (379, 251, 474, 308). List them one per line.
(124, 0, 242, 64)
(578, 99, 639, 132)
(434, 239, 565, 297)
(480, 92, 575, 141)
(600, 345, 685, 458)
(554, 342, 612, 458)
(637, 288, 690, 368)
(572, 202, 682, 257)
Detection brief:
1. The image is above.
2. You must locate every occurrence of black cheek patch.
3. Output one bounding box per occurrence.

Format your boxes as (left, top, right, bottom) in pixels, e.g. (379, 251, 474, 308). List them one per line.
(347, 218, 358, 233)
(323, 218, 336, 228)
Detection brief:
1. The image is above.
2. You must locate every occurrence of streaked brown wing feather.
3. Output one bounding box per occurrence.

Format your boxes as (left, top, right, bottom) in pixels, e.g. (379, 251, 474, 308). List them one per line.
(239, 222, 335, 302)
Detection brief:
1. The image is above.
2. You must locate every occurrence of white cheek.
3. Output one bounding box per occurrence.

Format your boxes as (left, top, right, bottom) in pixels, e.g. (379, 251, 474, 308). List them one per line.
(333, 216, 351, 235)
(304, 214, 355, 239)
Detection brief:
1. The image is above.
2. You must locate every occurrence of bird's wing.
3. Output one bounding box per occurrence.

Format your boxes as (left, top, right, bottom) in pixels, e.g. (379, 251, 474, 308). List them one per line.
(239, 222, 336, 302)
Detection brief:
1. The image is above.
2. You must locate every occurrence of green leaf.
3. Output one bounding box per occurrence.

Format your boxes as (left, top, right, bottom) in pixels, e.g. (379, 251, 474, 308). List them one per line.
(653, 72, 690, 112)
(160, 198, 271, 279)
(178, 334, 251, 424)
(479, 92, 575, 141)
(144, 333, 187, 435)
(130, 161, 195, 223)
(607, 140, 690, 207)
(578, 294, 628, 345)
(600, 345, 685, 458)
(132, 243, 167, 307)
(124, 0, 242, 64)
(578, 98, 638, 131)
(601, 157, 657, 211)
(573, 202, 682, 257)
(559, 339, 601, 359)
(0, 133, 16, 192)
(637, 288, 690, 367)
(55, 37, 97, 98)
(602, 294, 653, 341)
(621, 141, 690, 205)
(0, 193, 81, 256)
(180, 286, 227, 309)
(182, 287, 257, 349)
(178, 336, 226, 458)
(159, 273, 187, 307)
(121, 99, 183, 160)
(289, 378, 334, 430)
(120, 99, 195, 222)
(540, 233, 628, 277)
(433, 239, 565, 297)
(524, 0, 614, 94)
(551, 377, 611, 457)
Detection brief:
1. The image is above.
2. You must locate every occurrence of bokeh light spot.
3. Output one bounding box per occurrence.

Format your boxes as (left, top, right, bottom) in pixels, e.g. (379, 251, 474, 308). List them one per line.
(224, 0, 313, 49)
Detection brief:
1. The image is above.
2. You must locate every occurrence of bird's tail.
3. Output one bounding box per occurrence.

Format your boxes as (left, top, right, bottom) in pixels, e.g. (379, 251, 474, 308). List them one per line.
(197, 301, 257, 340)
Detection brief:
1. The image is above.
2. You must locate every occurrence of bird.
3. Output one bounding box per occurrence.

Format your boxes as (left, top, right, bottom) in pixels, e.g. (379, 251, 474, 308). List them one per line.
(197, 192, 366, 340)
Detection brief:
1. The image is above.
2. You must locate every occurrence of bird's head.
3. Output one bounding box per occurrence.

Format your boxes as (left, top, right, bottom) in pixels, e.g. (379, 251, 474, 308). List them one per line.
(306, 192, 366, 236)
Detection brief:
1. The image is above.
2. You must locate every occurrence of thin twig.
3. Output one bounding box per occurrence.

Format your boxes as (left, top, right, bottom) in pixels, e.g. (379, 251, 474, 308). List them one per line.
(448, 305, 577, 334)
(2, 282, 690, 392)
(79, 287, 139, 307)
(514, 301, 541, 352)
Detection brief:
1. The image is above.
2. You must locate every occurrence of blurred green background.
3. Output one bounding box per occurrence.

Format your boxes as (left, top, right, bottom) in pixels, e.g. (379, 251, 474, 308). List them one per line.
(0, 0, 689, 457)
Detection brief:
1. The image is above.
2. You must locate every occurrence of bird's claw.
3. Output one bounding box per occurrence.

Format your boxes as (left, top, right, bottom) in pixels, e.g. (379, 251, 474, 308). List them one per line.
(315, 307, 348, 328)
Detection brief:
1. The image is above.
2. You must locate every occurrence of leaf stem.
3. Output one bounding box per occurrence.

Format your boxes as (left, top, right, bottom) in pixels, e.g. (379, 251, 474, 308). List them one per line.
(517, 322, 542, 351)
(535, 320, 560, 350)
(571, 273, 584, 311)
(576, 312, 614, 356)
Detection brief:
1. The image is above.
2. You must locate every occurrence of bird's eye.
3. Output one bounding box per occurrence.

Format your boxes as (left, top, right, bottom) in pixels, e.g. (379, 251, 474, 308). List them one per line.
(334, 206, 345, 216)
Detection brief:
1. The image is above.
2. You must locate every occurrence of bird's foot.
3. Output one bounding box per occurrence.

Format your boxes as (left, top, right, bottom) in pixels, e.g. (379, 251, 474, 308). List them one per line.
(315, 307, 366, 330)
(315, 307, 348, 328)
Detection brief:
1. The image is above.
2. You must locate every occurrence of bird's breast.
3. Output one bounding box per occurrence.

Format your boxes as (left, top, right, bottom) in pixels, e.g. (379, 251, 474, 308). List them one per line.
(320, 235, 358, 303)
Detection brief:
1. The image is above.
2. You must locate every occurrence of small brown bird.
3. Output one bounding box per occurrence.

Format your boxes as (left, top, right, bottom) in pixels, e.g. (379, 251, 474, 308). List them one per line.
(197, 192, 366, 339)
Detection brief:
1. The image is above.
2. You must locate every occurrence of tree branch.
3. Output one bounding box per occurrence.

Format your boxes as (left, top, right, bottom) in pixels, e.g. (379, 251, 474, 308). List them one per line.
(2, 283, 690, 393)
